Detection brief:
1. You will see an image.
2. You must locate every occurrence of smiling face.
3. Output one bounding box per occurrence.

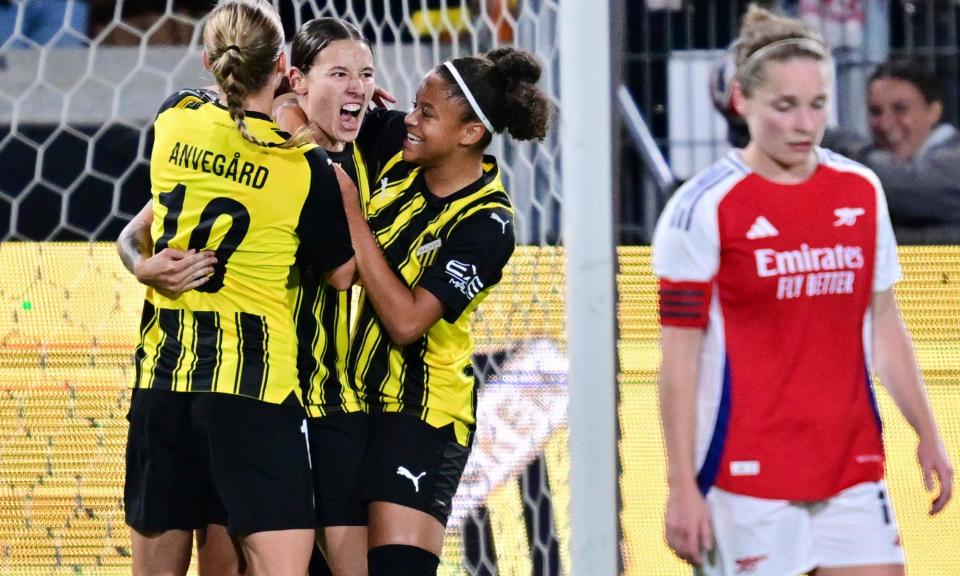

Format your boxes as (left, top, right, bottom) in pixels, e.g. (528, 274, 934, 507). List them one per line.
(868, 76, 942, 160)
(290, 39, 374, 151)
(735, 57, 830, 180)
(402, 71, 484, 168)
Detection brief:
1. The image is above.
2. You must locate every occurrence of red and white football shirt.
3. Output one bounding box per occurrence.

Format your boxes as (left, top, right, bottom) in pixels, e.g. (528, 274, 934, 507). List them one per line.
(652, 148, 902, 501)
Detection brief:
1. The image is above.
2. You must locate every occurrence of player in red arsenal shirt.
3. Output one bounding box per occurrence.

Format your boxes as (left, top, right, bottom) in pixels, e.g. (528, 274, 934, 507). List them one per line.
(653, 5, 953, 576)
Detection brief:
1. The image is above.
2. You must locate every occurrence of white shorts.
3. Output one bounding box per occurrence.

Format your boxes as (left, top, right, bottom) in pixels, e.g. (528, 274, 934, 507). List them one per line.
(697, 481, 905, 576)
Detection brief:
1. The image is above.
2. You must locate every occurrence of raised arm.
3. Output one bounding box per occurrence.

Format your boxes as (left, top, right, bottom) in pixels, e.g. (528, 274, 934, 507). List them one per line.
(872, 288, 953, 514)
(117, 201, 217, 299)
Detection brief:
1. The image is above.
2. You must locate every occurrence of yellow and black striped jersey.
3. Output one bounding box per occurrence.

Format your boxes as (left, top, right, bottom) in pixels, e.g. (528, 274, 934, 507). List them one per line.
(295, 108, 405, 417)
(349, 151, 516, 446)
(133, 88, 353, 406)
(295, 143, 367, 417)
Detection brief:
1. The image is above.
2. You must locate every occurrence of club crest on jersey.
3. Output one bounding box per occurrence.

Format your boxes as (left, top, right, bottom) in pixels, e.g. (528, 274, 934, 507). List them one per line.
(746, 216, 779, 240)
(833, 207, 865, 227)
(416, 237, 442, 258)
(445, 259, 484, 299)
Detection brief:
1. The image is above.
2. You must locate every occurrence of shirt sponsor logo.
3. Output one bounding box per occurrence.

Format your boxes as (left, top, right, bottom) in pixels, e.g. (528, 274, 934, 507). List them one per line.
(756, 244, 864, 300)
(746, 216, 779, 240)
(416, 238, 442, 257)
(855, 454, 883, 463)
(755, 244, 864, 278)
(834, 206, 865, 227)
(730, 460, 760, 476)
(446, 260, 485, 299)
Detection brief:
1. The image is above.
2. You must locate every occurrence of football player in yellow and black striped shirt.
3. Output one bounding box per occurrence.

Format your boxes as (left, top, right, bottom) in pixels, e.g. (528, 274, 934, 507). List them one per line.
(278, 18, 406, 576)
(339, 48, 551, 576)
(120, 17, 403, 576)
(118, 3, 354, 575)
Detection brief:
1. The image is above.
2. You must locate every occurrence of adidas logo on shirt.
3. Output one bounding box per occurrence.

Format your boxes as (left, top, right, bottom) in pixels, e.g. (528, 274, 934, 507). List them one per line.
(746, 216, 779, 240)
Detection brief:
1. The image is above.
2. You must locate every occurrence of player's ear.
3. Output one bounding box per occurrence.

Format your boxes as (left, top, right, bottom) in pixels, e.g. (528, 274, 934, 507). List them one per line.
(460, 122, 485, 147)
(289, 67, 308, 95)
(201, 50, 210, 71)
(731, 80, 748, 117)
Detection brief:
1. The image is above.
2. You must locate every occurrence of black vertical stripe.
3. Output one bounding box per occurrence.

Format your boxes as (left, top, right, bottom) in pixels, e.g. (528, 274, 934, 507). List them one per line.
(237, 312, 267, 399)
(182, 314, 198, 391)
(352, 303, 390, 410)
(296, 281, 321, 404)
(879, 489, 891, 525)
(399, 336, 428, 411)
(133, 300, 157, 388)
(191, 311, 220, 392)
(152, 309, 184, 391)
(468, 367, 479, 444)
(348, 301, 375, 401)
(318, 284, 345, 409)
(261, 316, 270, 399)
(233, 312, 243, 395)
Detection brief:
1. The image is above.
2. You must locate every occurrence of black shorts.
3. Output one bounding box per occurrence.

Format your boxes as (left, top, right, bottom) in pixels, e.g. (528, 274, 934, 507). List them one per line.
(308, 411, 369, 527)
(125, 388, 315, 536)
(359, 413, 471, 526)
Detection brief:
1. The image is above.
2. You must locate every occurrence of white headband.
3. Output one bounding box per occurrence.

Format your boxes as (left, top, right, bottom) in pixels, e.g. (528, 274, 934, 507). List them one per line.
(739, 37, 828, 79)
(443, 61, 494, 134)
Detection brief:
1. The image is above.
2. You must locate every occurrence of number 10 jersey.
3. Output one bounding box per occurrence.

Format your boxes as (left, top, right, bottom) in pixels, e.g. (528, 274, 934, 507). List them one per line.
(133, 89, 353, 406)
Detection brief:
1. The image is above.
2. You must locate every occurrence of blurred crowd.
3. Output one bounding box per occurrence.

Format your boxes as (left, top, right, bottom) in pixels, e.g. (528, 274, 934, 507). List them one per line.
(2, 0, 956, 244)
(0, 0, 516, 47)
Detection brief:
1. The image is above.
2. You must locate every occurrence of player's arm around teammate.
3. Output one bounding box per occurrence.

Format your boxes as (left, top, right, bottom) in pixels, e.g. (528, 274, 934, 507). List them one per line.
(124, 2, 354, 576)
(337, 49, 550, 576)
(276, 17, 393, 576)
(118, 200, 218, 299)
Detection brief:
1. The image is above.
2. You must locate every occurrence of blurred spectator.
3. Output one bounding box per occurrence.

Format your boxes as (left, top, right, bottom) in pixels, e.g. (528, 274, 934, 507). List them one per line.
(823, 59, 960, 244)
(88, 0, 205, 45)
(0, 0, 89, 48)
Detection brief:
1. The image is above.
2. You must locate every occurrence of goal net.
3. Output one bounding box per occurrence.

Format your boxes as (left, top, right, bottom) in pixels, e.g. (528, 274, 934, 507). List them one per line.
(0, 1, 568, 574)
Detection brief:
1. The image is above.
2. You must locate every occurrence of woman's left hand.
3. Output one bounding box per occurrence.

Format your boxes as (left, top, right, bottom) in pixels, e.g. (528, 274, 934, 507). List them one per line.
(918, 432, 954, 514)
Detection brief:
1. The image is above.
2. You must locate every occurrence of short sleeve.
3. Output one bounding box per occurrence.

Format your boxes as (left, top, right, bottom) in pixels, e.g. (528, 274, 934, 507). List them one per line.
(651, 186, 721, 282)
(155, 88, 218, 118)
(297, 149, 354, 273)
(148, 88, 217, 159)
(417, 207, 515, 323)
(872, 178, 903, 292)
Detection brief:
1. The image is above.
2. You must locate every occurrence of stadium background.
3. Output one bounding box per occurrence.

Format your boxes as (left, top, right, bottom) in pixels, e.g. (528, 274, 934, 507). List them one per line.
(1, 0, 958, 574)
